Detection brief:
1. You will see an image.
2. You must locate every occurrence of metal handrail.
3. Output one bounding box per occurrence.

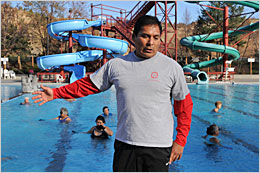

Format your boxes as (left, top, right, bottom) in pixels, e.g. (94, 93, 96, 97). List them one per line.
(126, 1, 143, 19)
(129, 1, 149, 21)
(112, 25, 135, 46)
(111, 16, 132, 33)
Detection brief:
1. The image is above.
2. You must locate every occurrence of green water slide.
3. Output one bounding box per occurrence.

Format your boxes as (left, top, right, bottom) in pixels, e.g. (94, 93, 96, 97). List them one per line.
(181, 1, 259, 84)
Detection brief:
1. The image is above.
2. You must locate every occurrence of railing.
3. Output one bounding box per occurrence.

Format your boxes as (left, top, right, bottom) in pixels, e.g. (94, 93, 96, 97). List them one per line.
(208, 72, 235, 81)
(110, 16, 135, 45)
(91, 3, 127, 23)
(126, 1, 145, 20)
(37, 72, 70, 83)
(130, 1, 150, 21)
(184, 71, 235, 82)
(112, 26, 135, 46)
(111, 16, 132, 33)
(90, 1, 154, 47)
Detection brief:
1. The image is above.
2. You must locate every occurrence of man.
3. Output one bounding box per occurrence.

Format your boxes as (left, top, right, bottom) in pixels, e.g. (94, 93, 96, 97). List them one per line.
(102, 106, 112, 116)
(32, 15, 193, 172)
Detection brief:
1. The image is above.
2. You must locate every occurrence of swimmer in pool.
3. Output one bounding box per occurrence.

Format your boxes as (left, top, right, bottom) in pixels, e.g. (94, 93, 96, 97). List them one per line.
(102, 106, 112, 116)
(52, 107, 71, 123)
(202, 124, 232, 150)
(202, 124, 221, 145)
(212, 101, 222, 113)
(20, 97, 31, 105)
(1, 156, 13, 161)
(84, 115, 113, 138)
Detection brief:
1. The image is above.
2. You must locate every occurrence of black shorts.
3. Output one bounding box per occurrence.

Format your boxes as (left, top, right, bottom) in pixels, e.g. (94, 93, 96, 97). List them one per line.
(113, 139, 172, 172)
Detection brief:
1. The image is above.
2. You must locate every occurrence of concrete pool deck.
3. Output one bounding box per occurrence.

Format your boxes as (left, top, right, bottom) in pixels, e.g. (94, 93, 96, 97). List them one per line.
(232, 74, 259, 84)
(1, 74, 259, 85)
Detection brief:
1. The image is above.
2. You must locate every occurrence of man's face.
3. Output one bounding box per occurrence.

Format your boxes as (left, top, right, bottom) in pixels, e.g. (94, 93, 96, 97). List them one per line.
(133, 24, 161, 59)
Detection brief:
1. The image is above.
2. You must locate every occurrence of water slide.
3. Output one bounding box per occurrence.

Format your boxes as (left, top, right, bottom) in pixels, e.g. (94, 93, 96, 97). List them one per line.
(181, 1, 259, 84)
(37, 19, 128, 83)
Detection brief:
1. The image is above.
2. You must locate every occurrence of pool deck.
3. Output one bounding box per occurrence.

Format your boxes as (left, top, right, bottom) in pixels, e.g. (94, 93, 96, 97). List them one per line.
(232, 74, 259, 84)
(1, 74, 259, 85)
(1, 74, 67, 86)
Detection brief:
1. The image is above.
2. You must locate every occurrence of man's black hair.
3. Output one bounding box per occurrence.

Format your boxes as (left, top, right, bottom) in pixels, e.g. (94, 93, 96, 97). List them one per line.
(96, 115, 105, 123)
(103, 106, 109, 112)
(132, 15, 162, 37)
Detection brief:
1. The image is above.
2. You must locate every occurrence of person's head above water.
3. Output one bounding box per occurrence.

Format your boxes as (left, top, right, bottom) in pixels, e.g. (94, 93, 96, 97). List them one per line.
(24, 97, 30, 103)
(95, 115, 105, 125)
(20, 97, 30, 105)
(206, 124, 220, 136)
(57, 107, 71, 123)
(60, 107, 68, 116)
(213, 101, 222, 113)
(215, 101, 222, 109)
(102, 106, 109, 116)
(132, 15, 162, 59)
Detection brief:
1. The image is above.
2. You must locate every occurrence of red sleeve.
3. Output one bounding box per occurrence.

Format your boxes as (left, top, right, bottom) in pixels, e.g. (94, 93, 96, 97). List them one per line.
(173, 93, 193, 147)
(53, 76, 101, 99)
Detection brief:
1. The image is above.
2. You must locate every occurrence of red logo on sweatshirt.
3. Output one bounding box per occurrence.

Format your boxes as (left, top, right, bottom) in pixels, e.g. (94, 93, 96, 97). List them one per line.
(151, 72, 158, 79)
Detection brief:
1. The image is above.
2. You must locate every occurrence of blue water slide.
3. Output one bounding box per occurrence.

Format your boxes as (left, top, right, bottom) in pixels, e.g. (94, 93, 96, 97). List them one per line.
(37, 19, 128, 83)
(37, 50, 104, 70)
(47, 19, 103, 41)
(64, 65, 86, 83)
(78, 35, 128, 54)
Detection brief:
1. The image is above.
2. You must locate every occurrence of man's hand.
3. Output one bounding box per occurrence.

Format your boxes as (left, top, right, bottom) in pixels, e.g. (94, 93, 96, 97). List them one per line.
(169, 142, 184, 164)
(32, 85, 54, 106)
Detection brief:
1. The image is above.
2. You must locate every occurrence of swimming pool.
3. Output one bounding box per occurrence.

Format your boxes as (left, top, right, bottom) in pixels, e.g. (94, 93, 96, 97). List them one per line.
(1, 84, 259, 172)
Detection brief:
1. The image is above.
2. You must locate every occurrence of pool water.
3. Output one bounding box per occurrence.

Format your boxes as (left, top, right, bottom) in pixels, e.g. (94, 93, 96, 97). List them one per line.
(1, 84, 259, 172)
(178, 84, 259, 172)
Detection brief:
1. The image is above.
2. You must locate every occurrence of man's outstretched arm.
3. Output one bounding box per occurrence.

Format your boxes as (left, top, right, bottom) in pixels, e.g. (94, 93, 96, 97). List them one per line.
(32, 76, 100, 106)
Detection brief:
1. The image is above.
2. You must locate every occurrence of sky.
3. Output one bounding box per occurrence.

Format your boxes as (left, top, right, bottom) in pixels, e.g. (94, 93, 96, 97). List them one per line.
(90, 1, 201, 24)
(9, 1, 259, 24)
(88, 1, 259, 24)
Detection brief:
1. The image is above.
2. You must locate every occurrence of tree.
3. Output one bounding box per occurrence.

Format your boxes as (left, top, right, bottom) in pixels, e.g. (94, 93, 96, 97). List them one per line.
(192, 2, 246, 58)
(65, 1, 90, 53)
(248, 30, 259, 58)
(1, 2, 32, 58)
(22, 1, 67, 56)
(181, 7, 193, 62)
(183, 7, 192, 37)
(22, 1, 90, 55)
(67, 1, 90, 19)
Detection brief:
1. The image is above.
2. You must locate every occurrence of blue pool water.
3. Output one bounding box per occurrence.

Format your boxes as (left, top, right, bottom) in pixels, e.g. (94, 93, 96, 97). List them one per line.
(1, 84, 259, 172)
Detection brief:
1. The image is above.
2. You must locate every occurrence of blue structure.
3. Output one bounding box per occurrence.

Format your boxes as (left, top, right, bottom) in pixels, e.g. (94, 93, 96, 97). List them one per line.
(37, 19, 128, 83)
